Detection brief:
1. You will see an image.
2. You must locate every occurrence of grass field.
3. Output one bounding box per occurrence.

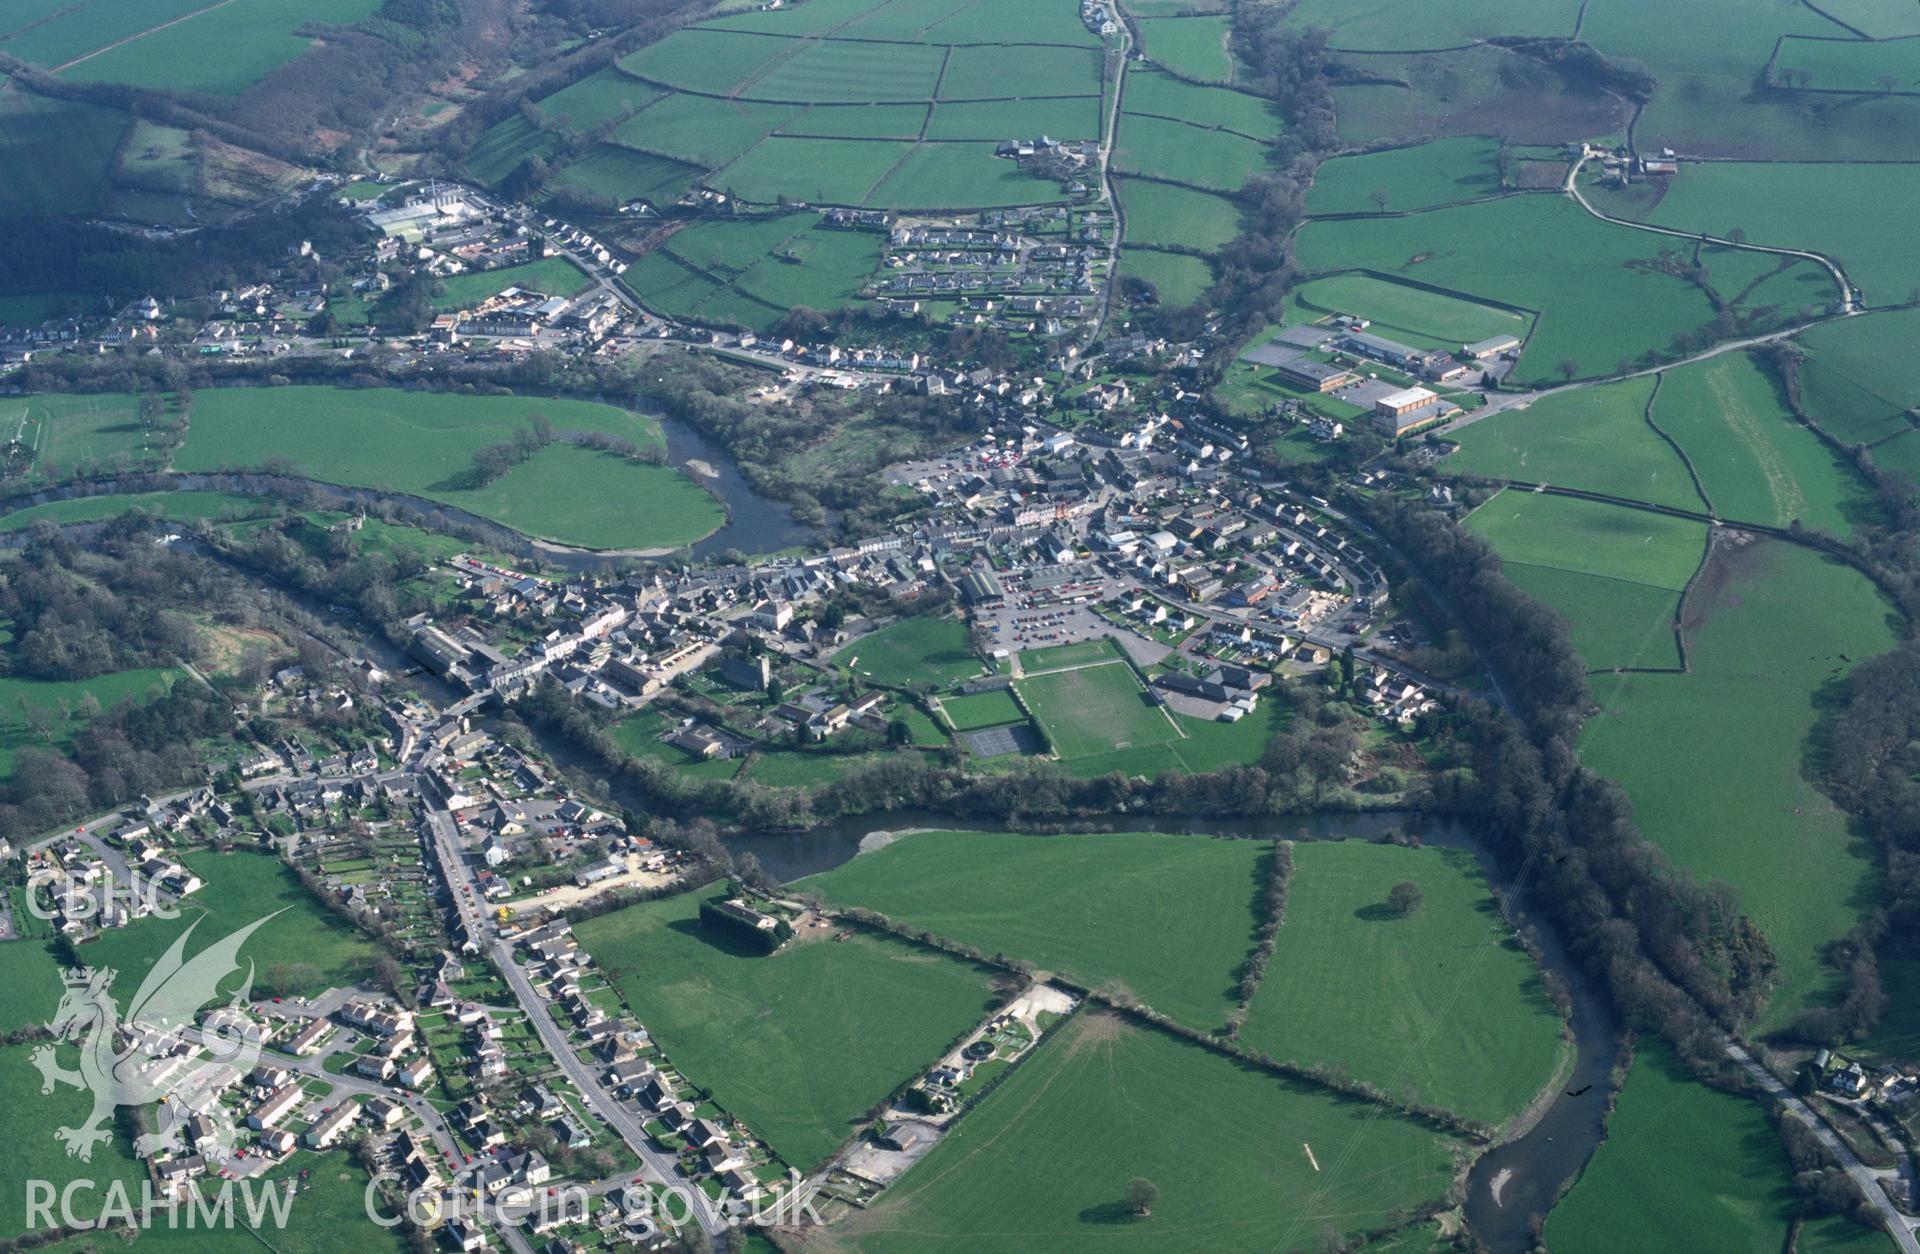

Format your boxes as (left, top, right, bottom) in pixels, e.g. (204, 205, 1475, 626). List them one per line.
(466, 114, 563, 186)
(1135, 15, 1233, 81)
(80, 849, 377, 999)
(636, 212, 880, 326)
(617, 28, 799, 95)
(1448, 376, 1705, 510)
(758, 38, 948, 102)
(869, 141, 1067, 209)
(1113, 113, 1269, 191)
(1652, 352, 1875, 535)
(1117, 249, 1213, 307)
(1282, 0, 1581, 49)
(1545, 1047, 1797, 1253)
(1016, 661, 1181, 760)
(0, 940, 65, 1034)
(1797, 307, 1920, 444)
(849, 1010, 1463, 1251)
(58, 0, 380, 95)
(1582, 541, 1900, 1028)
(836, 617, 982, 689)
(714, 136, 910, 205)
(0, 668, 177, 777)
(1306, 136, 1505, 216)
(0, 89, 128, 217)
(550, 144, 700, 205)
(535, 66, 661, 133)
(1287, 272, 1530, 351)
(1050, 695, 1290, 779)
(615, 94, 799, 168)
(780, 102, 931, 139)
(1331, 46, 1630, 149)
(1018, 637, 1122, 670)
(1121, 68, 1280, 137)
(610, 708, 741, 781)
(430, 256, 591, 310)
(808, 829, 1269, 1031)
(0, 490, 268, 533)
(0, 1042, 146, 1239)
(740, 747, 897, 787)
(0, 0, 213, 67)
(1293, 196, 1730, 382)
(574, 888, 998, 1168)
(0, 391, 151, 474)
(938, 689, 1025, 731)
(1640, 162, 1920, 305)
(1772, 34, 1920, 94)
(1465, 490, 1704, 671)
(1238, 841, 1565, 1126)
(173, 387, 723, 550)
(1118, 178, 1241, 251)
(924, 96, 1102, 141)
(940, 44, 1102, 100)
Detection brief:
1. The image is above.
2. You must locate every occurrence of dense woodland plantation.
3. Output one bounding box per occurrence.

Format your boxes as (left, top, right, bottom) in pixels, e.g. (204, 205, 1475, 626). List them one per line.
(2, 0, 1920, 1251)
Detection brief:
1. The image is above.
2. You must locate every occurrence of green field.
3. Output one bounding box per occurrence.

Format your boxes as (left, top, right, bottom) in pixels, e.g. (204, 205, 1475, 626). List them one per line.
(1281, 0, 1581, 49)
(1816, 0, 1920, 36)
(836, 616, 983, 689)
(0, 391, 153, 474)
(1018, 637, 1122, 670)
(574, 889, 998, 1168)
(940, 44, 1102, 99)
(1113, 113, 1269, 191)
(173, 387, 723, 550)
(1121, 68, 1280, 138)
(1293, 196, 1736, 382)
(430, 256, 592, 310)
(80, 849, 377, 999)
(0, 668, 177, 777)
(758, 38, 948, 102)
(1582, 541, 1900, 1028)
(780, 102, 931, 138)
(550, 144, 700, 206)
(1448, 376, 1705, 510)
(1466, 491, 1704, 671)
(617, 28, 799, 95)
(808, 829, 1269, 1031)
(1545, 1047, 1798, 1252)
(535, 66, 662, 133)
(714, 136, 910, 205)
(1652, 352, 1875, 535)
(1016, 661, 1182, 759)
(609, 708, 741, 781)
(466, 114, 563, 186)
(0, 89, 128, 217)
(852, 1010, 1463, 1250)
(59, 0, 380, 95)
(635, 212, 881, 325)
(1640, 163, 1920, 305)
(1135, 15, 1233, 81)
(0, 0, 216, 68)
(924, 96, 1102, 141)
(740, 747, 896, 787)
(1117, 248, 1213, 307)
(616, 93, 800, 167)
(938, 688, 1025, 731)
(1772, 33, 1920, 94)
(0, 940, 65, 1034)
(1797, 306, 1920, 444)
(869, 141, 1067, 209)
(1118, 178, 1241, 251)
(1307, 136, 1505, 216)
(1239, 841, 1565, 1126)
(0, 490, 268, 533)
(0, 1043, 146, 1239)
(1288, 273, 1530, 351)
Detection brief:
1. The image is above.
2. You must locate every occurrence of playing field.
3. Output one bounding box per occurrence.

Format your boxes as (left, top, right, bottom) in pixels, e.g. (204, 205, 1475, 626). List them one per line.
(1448, 376, 1706, 511)
(1306, 136, 1505, 216)
(1288, 273, 1530, 351)
(0, 391, 151, 475)
(1651, 352, 1876, 536)
(1238, 841, 1566, 1127)
(1545, 1047, 1798, 1253)
(835, 616, 983, 689)
(1018, 637, 1123, 670)
(1465, 491, 1704, 671)
(173, 387, 724, 550)
(1016, 661, 1181, 759)
(1293, 196, 1732, 382)
(1582, 540, 1900, 1029)
(574, 889, 998, 1168)
(1055, 697, 1291, 779)
(938, 689, 1025, 731)
(808, 829, 1271, 1032)
(849, 1010, 1463, 1251)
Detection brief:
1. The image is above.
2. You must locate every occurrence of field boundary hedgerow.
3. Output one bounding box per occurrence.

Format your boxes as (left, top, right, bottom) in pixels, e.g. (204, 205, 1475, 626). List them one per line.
(1636, 371, 1716, 516)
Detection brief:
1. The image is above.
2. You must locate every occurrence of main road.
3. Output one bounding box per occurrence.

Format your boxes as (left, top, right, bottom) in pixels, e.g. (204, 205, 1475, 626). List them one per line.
(422, 809, 728, 1238)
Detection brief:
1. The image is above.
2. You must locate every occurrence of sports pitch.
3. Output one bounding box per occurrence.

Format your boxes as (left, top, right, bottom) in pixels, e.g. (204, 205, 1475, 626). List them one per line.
(1014, 660, 1181, 759)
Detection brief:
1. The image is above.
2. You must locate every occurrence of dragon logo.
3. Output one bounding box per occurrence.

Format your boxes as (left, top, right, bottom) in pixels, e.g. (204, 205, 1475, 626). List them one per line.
(32, 913, 281, 1163)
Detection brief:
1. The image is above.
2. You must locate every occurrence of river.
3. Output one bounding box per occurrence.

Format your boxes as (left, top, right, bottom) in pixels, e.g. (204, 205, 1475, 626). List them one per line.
(718, 809, 1619, 1251)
